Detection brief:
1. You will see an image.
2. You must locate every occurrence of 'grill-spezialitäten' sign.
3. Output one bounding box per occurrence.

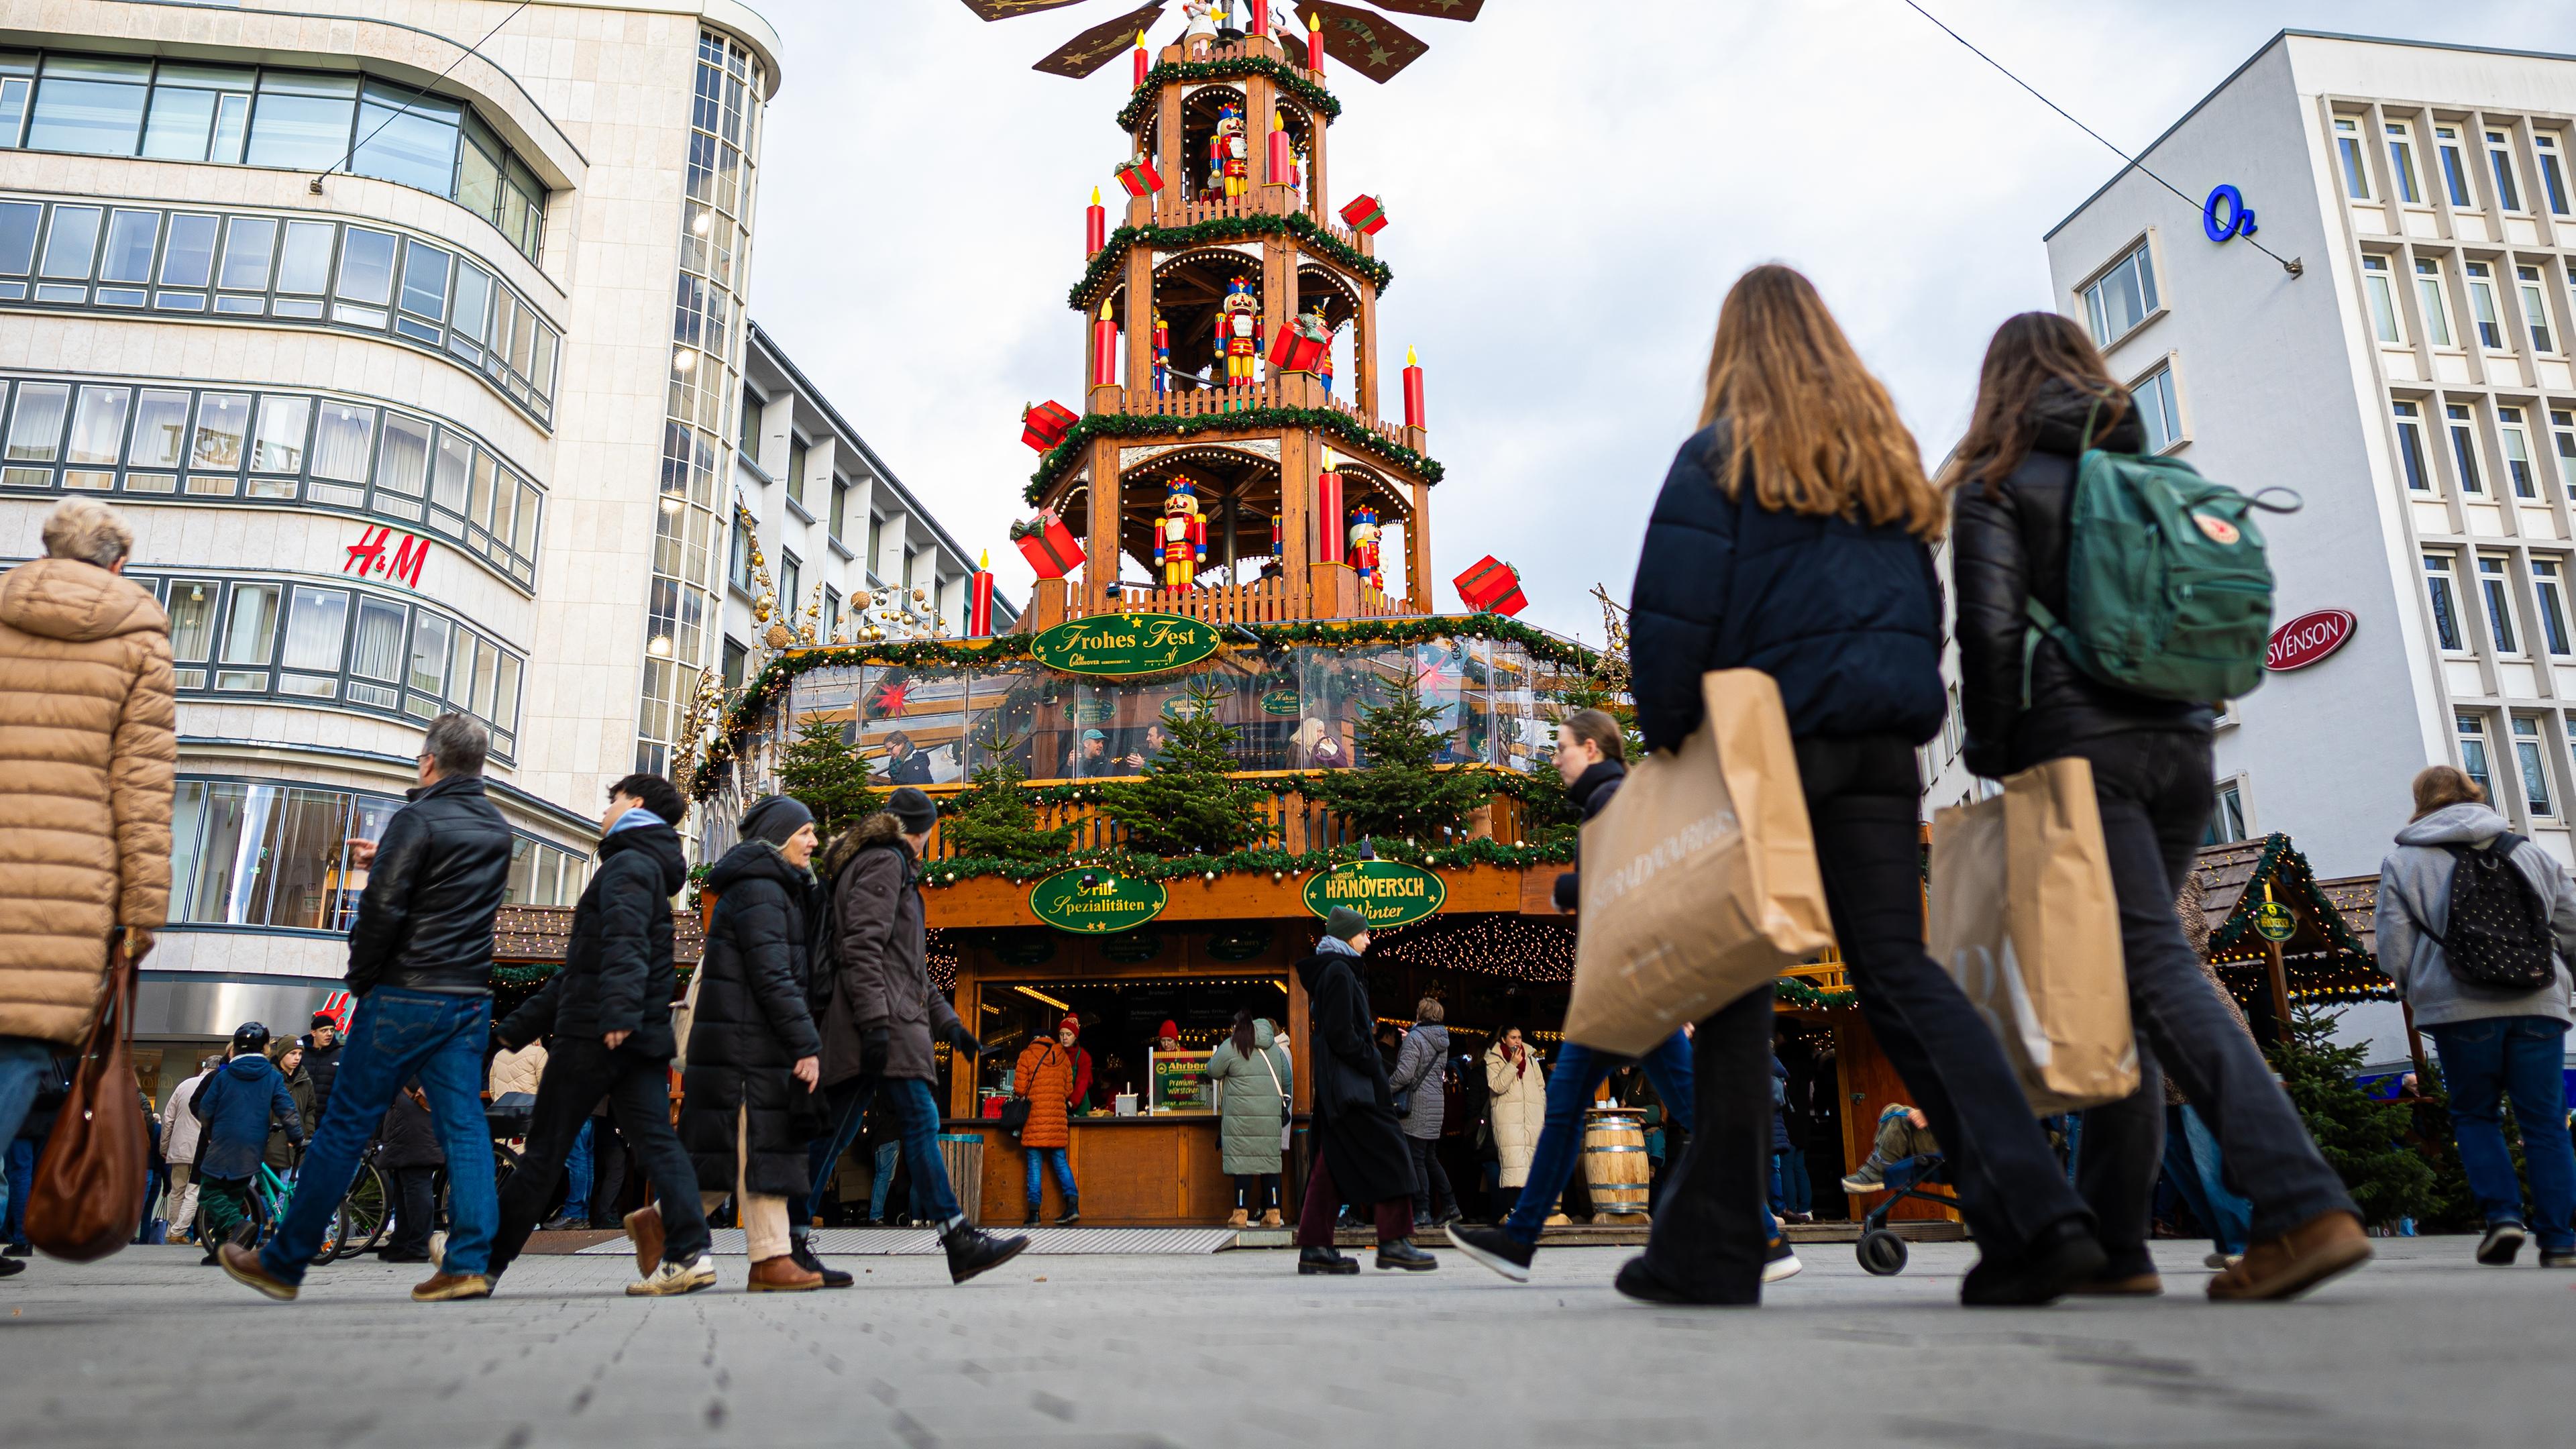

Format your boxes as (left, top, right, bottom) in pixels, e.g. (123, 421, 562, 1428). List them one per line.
(1028, 868, 1167, 934)
(1302, 860, 1446, 928)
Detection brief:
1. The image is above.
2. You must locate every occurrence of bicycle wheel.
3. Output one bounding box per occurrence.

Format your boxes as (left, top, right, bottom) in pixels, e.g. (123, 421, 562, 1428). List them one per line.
(333, 1163, 392, 1262)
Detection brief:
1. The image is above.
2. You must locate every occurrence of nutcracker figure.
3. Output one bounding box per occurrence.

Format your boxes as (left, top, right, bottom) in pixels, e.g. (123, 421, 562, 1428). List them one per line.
(1154, 481, 1209, 588)
(1152, 310, 1171, 394)
(1220, 277, 1261, 386)
(1348, 505, 1383, 589)
(1211, 103, 1249, 199)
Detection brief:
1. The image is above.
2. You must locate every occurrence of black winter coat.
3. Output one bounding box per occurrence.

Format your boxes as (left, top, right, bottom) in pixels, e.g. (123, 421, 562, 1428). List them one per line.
(680, 839, 825, 1197)
(1552, 759, 1626, 912)
(375, 1083, 445, 1170)
(1951, 380, 2214, 777)
(1628, 421, 1947, 753)
(1296, 945, 1415, 1208)
(498, 822, 688, 1061)
(346, 774, 512, 997)
(813, 813, 959, 1087)
(297, 1038, 341, 1115)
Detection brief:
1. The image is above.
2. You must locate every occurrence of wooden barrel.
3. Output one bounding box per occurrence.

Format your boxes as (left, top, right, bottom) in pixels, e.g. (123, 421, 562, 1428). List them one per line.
(1582, 1109, 1651, 1217)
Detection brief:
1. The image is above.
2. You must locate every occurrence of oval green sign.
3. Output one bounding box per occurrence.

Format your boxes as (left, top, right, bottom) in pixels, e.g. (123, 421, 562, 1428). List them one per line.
(2253, 899, 2296, 943)
(1029, 868, 1169, 934)
(1031, 613, 1223, 678)
(1259, 687, 1300, 716)
(1302, 860, 1446, 930)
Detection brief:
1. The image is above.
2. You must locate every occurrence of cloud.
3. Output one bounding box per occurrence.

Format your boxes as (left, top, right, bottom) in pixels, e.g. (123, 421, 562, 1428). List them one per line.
(743, 0, 2576, 641)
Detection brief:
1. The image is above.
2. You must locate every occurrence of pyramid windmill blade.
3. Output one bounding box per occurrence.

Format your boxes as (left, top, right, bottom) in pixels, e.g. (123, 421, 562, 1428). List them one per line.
(1363, 0, 1483, 18)
(1033, 1, 1166, 77)
(960, 0, 1091, 19)
(1297, 1, 1431, 83)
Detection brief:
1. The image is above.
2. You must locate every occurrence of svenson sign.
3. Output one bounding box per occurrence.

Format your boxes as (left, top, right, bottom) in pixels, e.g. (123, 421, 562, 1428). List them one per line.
(2264, 608, 2355, 672)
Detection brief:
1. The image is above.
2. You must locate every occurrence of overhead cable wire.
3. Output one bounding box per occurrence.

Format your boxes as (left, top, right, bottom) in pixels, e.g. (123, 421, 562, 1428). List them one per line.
(313, 0, 534, 193)
(1901, 1, 2303, 277)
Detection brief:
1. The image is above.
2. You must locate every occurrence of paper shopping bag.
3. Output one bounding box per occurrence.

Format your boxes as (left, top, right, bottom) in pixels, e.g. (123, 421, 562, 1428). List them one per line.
(1563, 670, 1835, 1055)
(1927, 756, 2139, 1114)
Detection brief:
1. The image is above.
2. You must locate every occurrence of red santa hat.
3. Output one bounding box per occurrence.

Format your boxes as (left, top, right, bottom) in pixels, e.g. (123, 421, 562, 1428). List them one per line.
(1159, 1020, 1179, 1040)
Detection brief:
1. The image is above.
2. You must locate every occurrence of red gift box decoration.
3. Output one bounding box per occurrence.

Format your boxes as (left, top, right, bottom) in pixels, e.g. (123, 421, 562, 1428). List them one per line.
(1114, 156, 1164, 197)
(1267, 323, 1328, 373)
(1339, 194, 1389, 235)
(1011, 511, 1085, 580)
(1452, 555, 1525, 616)
(1020, 400, 1078, 452)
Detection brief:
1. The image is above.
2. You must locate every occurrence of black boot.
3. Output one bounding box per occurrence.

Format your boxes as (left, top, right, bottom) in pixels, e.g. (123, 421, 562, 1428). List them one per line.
(1055, 1201, 1080, 1226)
(1024, 1206, 1040, 1228)
(942, 1221, 1030, 1285)
(1298, 1246, 1360, 1275)
(1960, 1218, 2108, 1307)
(1375, 1238, 1438, 1272)
(791, 1236, 853, 1289)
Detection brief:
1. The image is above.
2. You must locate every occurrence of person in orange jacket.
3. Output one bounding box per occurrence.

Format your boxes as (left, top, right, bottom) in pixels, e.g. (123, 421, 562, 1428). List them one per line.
(1014, 1016, 1083, 1226)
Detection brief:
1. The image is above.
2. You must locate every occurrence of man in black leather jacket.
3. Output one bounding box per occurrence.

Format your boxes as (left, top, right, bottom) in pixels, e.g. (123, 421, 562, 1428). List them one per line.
(222, 713, 517, 1305)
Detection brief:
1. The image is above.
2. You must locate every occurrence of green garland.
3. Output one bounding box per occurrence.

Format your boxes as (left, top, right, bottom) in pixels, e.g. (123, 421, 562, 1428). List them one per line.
(1241, 614, 1600, 672)
(493, 963, 561, 986)
(1116, 58, 1341, 133)
(2206, 831, 2385, 975)
(718, 634, 1033, 753)
(1772, 975, 1856, 1009)
(914, 833, 1574, 890)
(1070, 213, 1391, 312)
(1027, 407, 1441, 504)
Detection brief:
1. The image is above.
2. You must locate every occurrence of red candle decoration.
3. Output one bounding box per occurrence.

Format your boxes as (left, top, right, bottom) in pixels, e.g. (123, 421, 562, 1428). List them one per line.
(1090, 300, 1118, 388)
(1249, 0, 1268, 38)
(1315, 448, 1345, 564)
(1132, 29, 1149, 87)
(969, 552, 996, 637)
(1085, 185, 1105, 257)
(1266, 115, 1295, 189)
(1307, 10, 1324, 72)
(1402, 346, 1426, 430)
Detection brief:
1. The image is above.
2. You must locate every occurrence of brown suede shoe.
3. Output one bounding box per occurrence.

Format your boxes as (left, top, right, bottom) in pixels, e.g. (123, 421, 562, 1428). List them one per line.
(412, 1272, 494, 1302)
(624, 1204, 664, 1279)
(2067, 1272, 2163, 1296)
(2207, 1211, 2371, 1301)
(1259, 1209, 1284, 1229)
(747, 1254, 823, 1293)
(217, 1243, 298, 1301)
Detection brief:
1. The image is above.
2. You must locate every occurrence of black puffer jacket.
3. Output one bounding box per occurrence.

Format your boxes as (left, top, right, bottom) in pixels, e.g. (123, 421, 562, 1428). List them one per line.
(1951, 380, 2214, 777)
(1552, 759, 1625, 912)
(375, 1081, 445, 1170)
(345, 773, 512, 997)
(814, 812, 959, 1087)
(297, 1038, 341, 1116)
(498, 821, 688, 1061)
(1296, 943, 1415, 1207)
(680, 838, 824, 1197)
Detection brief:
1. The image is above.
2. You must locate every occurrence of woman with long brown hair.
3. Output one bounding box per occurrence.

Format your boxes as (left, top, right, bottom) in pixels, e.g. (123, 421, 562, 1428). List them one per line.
(1949, 312, 2367, 1301)
(1619, 265, 2104, 1307)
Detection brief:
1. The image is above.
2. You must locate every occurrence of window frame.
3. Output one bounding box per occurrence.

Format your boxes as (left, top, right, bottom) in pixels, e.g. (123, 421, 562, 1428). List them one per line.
(2394, 399, 2432, 492)
(2414, 256, 2455, 349)
(2500, 405, 2540, 499)
(2384, 119, 2426, 207)
(2361, 254, 2404, 344)
(2512, 714, 2556, 818)
(2436, 125, 2475, 207)
(2516, 264, 2556, 354)
(2536, 129, 2574, 217)
(2532, 557, 2573, 656)
(2459, 711, 2495, 800)
(2426, 551, 2467, 652)
(2334, 116, 2372, 201)
(2465, 261, 2509, 352)
(2447, 402, 2484, 494)
(2479, 553, 2522, 655)
(2485, 127, 2526, 214)
(2078, 235, 2162, 350)
(2129, 357, 2186, 453)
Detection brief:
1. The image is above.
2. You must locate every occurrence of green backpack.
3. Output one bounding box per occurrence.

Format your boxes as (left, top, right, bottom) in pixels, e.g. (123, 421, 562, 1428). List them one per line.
(2026, 416, 2284, 705)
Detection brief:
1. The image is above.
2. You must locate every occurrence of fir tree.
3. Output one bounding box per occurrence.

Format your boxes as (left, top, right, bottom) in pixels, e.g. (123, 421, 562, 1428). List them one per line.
(1299, 690, 1493, 843)
(943, 751, 1076, 866)
(2265, 1001, 2436, 1227)
(776, 718, 880, 841)
(1097, 683, 1271, 857)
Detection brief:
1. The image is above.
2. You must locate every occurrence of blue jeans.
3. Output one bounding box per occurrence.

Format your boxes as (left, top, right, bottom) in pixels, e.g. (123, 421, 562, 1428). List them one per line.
(1501, 1035, 1780, 1246)
(803, 1076, 962, 1227)
(261, 989, 498, 1284)
(867, 1141, 902, 1222)
(2430, 1016, 2576, 1252)
(564, 1119, 594, 1223)
(2160, 1103, 2250, 1255)
(1024, 1145, 1077, 1210)
(1770, 1145, 1811, 1215)
(0, 1036, 52, 1241)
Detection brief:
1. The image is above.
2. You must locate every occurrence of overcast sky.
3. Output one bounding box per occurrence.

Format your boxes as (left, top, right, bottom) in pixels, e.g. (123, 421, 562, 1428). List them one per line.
(740, 0, 2576, 643)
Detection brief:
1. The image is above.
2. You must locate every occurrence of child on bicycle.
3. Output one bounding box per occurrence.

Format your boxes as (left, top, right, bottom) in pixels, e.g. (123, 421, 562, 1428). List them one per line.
(189, 1022, 305, 1263)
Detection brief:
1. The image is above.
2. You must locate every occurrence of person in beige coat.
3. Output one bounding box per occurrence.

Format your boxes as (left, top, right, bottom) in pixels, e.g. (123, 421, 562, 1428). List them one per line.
(1483, 1028, 1548, 1190)
(0, 500, 174, 1218)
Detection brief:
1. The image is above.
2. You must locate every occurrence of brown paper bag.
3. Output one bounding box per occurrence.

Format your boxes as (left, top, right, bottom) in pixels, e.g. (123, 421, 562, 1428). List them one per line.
(1563, 670, 1835, 1055)
(1927, 757, 2139, 1114)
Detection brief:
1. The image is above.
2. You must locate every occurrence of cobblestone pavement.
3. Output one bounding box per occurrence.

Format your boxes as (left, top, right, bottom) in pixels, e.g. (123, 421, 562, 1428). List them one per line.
(0, 1238, 2556, 1448)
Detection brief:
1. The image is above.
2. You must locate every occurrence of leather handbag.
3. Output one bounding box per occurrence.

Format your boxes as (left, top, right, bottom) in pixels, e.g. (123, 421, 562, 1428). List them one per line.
(28, 934, 148, 1262)
(998, 1096, 1032, 1136)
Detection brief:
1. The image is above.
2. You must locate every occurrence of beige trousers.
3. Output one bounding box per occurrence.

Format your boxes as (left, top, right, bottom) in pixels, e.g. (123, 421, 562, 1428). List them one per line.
(166, 1164, 197, 1232)
(701, 1106, 790, 1261)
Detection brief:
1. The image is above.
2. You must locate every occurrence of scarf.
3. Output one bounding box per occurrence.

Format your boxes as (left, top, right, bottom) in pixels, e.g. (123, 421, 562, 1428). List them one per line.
(1316, 935, 1360, 959)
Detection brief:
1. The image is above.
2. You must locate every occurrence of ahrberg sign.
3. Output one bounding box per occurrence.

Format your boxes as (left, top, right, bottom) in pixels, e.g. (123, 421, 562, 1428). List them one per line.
(2264, 608, 2355, 672)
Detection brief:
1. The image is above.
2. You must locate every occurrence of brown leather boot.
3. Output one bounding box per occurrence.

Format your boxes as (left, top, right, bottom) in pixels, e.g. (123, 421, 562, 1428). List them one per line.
(623, 1204, 664, 1279)
(1226, 1209, 1250, 1229)
(2207, 1211, 2371, 1301)
(1260, 1209, 1284, 1229)
(411, 1272, 494, 1302)
(747, 1254, 824, 1293)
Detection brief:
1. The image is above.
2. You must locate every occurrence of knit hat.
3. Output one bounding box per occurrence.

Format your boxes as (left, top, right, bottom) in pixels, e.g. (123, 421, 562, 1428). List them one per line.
(1158, 1020, 1179, 1040)
(739, 794, 814, 847)
(1061, 1013, 1081, 1037)
(886, 786, 939, 834)
(1325, 905, 1368, 942)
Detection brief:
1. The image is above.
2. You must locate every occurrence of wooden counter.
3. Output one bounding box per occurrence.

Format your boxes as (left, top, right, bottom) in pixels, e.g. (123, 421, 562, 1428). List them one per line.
(944, 1113, 1294, 1227)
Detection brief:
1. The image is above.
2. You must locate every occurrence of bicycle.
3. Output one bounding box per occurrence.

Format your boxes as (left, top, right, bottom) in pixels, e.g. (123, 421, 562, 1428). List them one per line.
(194, 1153, 391, 1265)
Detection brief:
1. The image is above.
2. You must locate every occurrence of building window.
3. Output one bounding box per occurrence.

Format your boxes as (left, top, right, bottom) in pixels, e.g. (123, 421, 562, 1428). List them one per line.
(727, 510, 753, 592)
(2486, 129, 2525, 213)
(2466, 262, 2507, 350)
(786, 435, 808, 510)
(2385, 121, 2424, 205)
(2553, 409, 2576, 492)
(2081, 239, 2159, 347)
(867, 514, 885, 578)
(2426, 553, 2465, 651)
(2131, 362, 2183, 453)
(737, 387, 761, 460)
(1943, 683, 1964, 761)
(2395, 400, 2431, 491)
(830, 477, 850, 541)
(2205, 781, 2249, 845)
(2459, 713, 2493, 798)
(2361, 255, 2403, 343)
(2448, 403, 2483, 493)
(778, 549, 802, 625)
(2534, 558, 2573, 656)
(823, 586, 841, 642)
(2516, 265, 2556, 353)
(2479, 554, 2520, 654)
(2514, 716, 2554, 817)
(2334, 117, 2371, 200)
(720, 636, 747, 691)
(2537, 131, 2573, 216)
(2436, 125, 2474, 207)
(2501, 407, 2539, 498)
(2414, 258, 2454, 347)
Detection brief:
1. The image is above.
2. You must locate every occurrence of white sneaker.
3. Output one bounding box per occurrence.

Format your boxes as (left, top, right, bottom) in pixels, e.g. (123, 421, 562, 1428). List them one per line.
(627, 1252, 718, 1297)
(2203, 1251, 2241, 1271)
(1762, 1237, 1803, 1283)
(427, 1231, 447, 1273)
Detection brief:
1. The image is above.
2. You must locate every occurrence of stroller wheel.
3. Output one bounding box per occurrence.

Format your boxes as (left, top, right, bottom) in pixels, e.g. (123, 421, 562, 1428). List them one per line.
(1858, 1228, 1909, 1277)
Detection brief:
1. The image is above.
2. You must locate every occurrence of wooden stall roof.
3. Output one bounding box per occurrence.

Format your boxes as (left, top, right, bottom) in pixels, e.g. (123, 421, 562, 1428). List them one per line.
(2191, 835, 2392, 1002)
(493, 906, 705, 967)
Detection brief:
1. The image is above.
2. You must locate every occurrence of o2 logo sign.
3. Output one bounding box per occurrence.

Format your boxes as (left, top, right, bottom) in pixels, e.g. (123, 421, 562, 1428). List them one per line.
(2204, 184, 2259, 244)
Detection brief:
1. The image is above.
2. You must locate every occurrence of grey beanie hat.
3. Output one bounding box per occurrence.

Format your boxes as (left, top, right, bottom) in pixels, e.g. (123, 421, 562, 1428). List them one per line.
(1325, 906, 1368, 942)
(886, 786, 939, 834)
(739, 794, 814, 847)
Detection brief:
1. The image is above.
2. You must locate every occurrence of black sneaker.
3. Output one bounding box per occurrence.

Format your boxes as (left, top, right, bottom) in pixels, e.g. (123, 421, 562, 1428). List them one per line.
(1375, 1238, 1438, 1272)
(791, 1238, 853, 1289)
(2538, 1248, 2575, 1269)
(2477, 1221, 2528, 1266)
(943, 1225, 1030, 1285)
(1450, 1225, 1535, 1283)
(1023, 1208, 1040, 1228)
(2, 1242, 30, 1258)
(0, 1256, 24, 1278)
(1433, 1208, 1464, 1228)
(1613, 1254, 1756, 1307)
(1961, 1220, 2108, 1307)
(1298, 1246, 1360, 1275)
(1055, 1205, 1080, 1227)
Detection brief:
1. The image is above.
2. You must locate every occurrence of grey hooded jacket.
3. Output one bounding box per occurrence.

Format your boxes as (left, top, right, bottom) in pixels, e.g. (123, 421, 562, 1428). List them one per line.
(1389, 1022, 1448, 1140)
(2372, 802, 2576, 1028)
